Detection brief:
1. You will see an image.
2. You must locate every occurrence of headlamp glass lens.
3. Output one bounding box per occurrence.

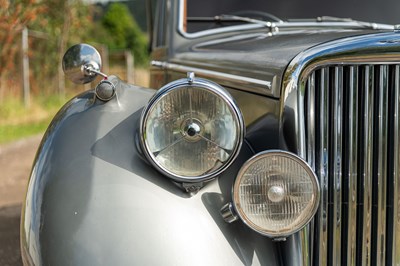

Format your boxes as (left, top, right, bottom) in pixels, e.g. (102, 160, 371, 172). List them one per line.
(234, 151, 319, 237)
(143, 85, 241, 179)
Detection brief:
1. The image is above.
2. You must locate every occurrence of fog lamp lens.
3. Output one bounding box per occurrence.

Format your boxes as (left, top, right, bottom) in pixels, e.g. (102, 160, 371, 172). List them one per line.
(233, 150, 319, 237)
(140, 74, 244, 182)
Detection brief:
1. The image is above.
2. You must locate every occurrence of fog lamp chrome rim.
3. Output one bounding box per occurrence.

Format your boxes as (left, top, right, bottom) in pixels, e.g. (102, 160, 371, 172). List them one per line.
(233, 150, 320, 238)
(140, 73, 244, 182)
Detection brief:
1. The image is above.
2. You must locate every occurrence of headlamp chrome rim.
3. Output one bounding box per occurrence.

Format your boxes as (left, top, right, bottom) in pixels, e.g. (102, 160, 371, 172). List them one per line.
(232, 150, 320, 238)
(139, 75, 245, 183)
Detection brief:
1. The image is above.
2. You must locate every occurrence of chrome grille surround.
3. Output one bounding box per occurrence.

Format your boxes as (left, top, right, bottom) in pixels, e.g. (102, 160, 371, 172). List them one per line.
(281, 32, 400, 265)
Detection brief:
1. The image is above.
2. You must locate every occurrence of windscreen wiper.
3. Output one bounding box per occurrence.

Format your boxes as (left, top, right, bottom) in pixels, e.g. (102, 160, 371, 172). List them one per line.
(187, 14, 279, 32)
(316, 16, 353, 22)
(317, 16, 382, 29)
(289, 16, 384, 29)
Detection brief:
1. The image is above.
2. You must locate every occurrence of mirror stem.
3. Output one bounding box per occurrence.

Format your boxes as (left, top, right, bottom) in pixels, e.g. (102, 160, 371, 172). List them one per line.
(83, 64, 108, 79)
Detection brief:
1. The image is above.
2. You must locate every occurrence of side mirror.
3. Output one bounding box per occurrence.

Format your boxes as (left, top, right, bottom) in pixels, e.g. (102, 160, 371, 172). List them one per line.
(62, 44, 105, 84)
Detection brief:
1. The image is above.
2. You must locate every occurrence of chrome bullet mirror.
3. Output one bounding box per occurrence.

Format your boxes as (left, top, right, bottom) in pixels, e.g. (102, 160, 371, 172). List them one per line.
(62, 43, 105, 84)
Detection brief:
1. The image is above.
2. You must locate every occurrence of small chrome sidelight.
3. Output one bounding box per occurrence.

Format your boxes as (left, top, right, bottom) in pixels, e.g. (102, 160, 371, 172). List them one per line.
(95, 80, 116, 101)
(222, 150, 320, 239)
(139, 72, 245, 183)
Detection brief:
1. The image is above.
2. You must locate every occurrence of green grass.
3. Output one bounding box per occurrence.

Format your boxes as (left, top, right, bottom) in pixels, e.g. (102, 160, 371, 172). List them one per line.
(0, 119, 51, 144)
(0, 68, 149, 145)
(0, 95, 67, 144)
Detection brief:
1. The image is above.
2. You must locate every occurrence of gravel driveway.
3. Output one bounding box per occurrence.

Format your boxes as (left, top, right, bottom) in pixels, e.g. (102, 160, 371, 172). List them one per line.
(0, 135, 42, 266)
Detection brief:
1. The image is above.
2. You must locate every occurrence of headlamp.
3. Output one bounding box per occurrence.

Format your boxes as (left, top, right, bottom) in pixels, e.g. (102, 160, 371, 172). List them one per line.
(140, 73, 244, 182)
(232, 150, 319, 238)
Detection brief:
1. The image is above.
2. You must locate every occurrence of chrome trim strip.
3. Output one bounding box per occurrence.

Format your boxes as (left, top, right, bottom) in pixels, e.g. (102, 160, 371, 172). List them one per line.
(331, 66, 343, 266)
(298, 80, 306, 159)
(376, 65, 388, 264)
(361, 65, 374, 265)
(394, 65, 400, 265)
(282, 33, 400, 96)
(347, 66, 358, 265)
(307, 73, 316, 170)
(300, 227, 311, 266)
(151, 60, 273, 95)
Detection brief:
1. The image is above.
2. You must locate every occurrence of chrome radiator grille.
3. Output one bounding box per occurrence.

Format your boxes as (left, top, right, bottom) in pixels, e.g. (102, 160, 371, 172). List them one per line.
(304, 64, 400, 265)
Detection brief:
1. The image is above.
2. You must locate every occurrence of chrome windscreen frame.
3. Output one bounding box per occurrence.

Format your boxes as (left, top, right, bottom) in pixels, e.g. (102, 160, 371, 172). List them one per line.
(139, 74, 245, 183)
(281, 31, 400, 266)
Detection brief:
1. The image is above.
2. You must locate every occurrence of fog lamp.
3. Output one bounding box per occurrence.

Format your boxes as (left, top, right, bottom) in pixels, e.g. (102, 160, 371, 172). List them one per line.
(140, 73, 244, 182)
(233, 150, 319, 238)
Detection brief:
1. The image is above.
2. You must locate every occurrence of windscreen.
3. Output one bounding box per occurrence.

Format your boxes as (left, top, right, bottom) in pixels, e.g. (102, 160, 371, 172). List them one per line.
(186, 0, 400, 33)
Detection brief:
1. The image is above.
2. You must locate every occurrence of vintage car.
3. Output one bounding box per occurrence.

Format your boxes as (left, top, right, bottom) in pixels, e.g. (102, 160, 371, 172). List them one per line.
(20, 0, 400, 265)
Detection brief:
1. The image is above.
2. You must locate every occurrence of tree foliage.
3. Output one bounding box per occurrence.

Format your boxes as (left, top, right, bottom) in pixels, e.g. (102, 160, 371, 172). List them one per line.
(30, 0, 92, 95)
(0, 0, 45, 93)
(0, 0, 149, 100)
(0, 0, 92, 97)
(101, 3, 148, 66)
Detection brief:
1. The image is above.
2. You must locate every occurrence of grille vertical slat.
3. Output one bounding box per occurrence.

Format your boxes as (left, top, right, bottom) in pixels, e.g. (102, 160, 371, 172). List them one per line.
(346, 66, 358, 265)
(374, 65, 389, 265)
(304, 63, 400, 265)
(360, 65, 374, 266)
(330, 66, 343, 266)
(393, 65, 400, 265)
(315, 68, 329, 266)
